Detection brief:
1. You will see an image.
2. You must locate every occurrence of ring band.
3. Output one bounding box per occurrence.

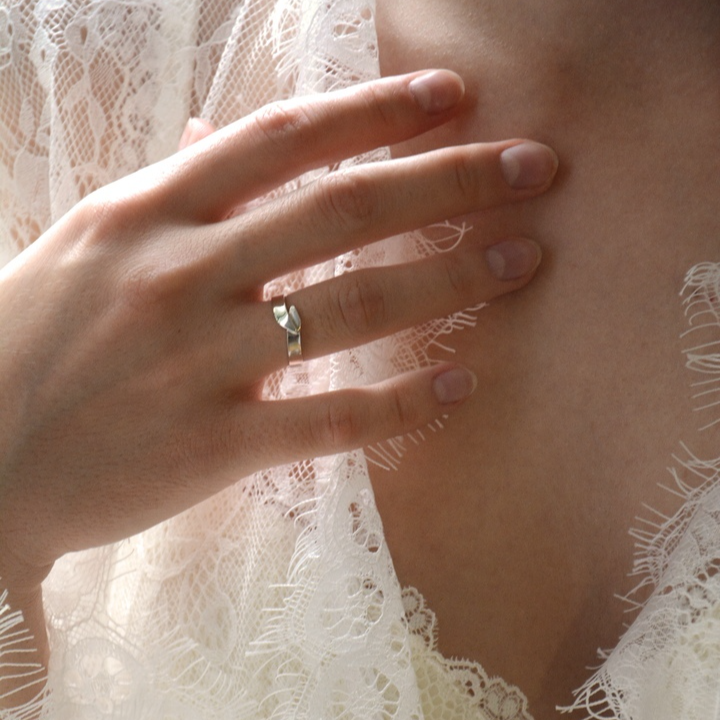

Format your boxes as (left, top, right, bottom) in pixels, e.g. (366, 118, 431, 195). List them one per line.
(272, 295, 303, 366)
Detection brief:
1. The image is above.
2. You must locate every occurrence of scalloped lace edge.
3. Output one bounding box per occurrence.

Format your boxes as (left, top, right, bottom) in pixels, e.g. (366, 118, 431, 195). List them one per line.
(402, 587, 533, 720)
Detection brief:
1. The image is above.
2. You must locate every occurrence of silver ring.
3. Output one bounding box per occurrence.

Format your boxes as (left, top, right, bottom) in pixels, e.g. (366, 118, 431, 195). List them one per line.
(272, 295, 303, 366)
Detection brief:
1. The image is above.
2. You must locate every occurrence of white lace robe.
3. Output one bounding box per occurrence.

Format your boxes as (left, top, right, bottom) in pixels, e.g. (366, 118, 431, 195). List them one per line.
(1, 1, 720, 718)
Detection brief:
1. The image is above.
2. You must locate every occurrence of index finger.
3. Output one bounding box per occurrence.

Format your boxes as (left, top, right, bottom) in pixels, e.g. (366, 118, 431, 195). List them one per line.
(169, 70, 466, 222)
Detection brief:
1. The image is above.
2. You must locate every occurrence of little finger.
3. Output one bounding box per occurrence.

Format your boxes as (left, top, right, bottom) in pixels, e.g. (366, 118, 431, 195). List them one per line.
(241, 364, 478, 466)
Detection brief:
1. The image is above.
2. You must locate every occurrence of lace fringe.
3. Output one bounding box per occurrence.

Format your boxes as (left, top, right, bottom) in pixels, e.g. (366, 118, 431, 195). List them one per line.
(565, 262, 720, 719)
(683, 262, 720, 431)
(0, 588, 47, 720)
(365, 222, 484, 472)
(401, 588, 533, 720)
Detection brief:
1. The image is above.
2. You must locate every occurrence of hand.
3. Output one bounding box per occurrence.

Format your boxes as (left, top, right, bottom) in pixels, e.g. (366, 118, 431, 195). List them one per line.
(0, 69, 557, 591)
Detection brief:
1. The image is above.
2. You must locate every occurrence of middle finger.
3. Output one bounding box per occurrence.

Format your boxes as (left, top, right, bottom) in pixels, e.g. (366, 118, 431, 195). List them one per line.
(223, 139, 557, 288)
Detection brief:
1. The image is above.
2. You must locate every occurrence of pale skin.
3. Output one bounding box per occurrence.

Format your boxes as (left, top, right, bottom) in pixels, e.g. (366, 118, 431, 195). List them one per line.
(372, 0, 720, 717)
(4, 1, 719, 716)
(0, 71, 558, 709)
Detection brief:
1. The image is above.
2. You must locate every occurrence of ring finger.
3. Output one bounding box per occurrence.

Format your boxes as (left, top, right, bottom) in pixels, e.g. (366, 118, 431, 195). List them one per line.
(242, 236, 540, 374)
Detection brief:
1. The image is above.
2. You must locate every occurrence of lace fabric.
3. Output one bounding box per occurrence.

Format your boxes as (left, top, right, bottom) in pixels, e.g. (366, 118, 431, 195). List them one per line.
(567, 265, 720, 720)
(403, 589, 532, 720)
(0, 1, 529, 718)
(2, 1, 720, 719)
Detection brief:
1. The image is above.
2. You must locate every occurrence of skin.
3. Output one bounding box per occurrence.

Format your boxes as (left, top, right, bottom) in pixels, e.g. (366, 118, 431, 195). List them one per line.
(0, 71, 556, 710)
(372, 0, 720, 717)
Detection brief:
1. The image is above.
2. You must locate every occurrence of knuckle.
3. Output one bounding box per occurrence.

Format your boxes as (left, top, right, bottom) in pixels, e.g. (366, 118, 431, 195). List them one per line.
(388, 386, 420, 432)
(316, 172, 378, 232)
(252, 101, 312, 151)
(356, 82, 397, 129)
(314, 399, 362, 450)
(119, 264, 166, 311)
(442, 252, 475, 298)
(71, 192, 125, 243)
(77, 185, 162, 247)
(203, 413, 240, 470)
(118, 258, 194, 313)
(336, 275, 387, 336)
(451, 151, 481, 199)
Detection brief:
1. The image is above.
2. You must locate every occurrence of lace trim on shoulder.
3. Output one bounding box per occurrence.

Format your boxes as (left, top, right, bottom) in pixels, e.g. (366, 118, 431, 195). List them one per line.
(402, 587, 533, 720)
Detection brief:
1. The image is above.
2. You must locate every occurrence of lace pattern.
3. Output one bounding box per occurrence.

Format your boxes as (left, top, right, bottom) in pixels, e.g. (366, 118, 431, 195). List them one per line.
(567, 263, 720, 719)
(0, 0, 526, 718)
(4, 1, 720, 718)
(403, 589, 532, 720)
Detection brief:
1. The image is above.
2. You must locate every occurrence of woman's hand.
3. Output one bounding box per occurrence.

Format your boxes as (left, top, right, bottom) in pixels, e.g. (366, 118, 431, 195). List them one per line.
(0, 69, 557, 592)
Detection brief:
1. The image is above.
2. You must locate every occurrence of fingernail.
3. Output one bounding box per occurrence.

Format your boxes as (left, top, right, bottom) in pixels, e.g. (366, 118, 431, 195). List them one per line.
(500, 142, 558, 189)
(409, 70, 465, 115)
(179, 119, 194, 150)
(486, 239, 541, 280)
(433, 367, 478, 404)
(178, 118, 206, 150)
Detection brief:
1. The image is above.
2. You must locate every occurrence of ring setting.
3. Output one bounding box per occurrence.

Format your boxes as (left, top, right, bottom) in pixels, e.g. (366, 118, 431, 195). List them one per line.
(272, 295, 303, 366)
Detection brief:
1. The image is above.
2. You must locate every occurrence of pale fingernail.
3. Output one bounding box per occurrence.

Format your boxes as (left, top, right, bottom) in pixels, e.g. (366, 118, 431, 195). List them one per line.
(433, 367, 478, 404)
(179, 119, 194, 150)
(409, 70, 465, 115)
(500, 142, 558, 189)
(178, 118, 206, 150)
(486, 239, 541, 280)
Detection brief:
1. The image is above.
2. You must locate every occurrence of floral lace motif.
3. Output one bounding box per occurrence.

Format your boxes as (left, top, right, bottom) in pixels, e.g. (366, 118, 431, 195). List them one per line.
(403, 588, 532, 720)
(5, 1, 720, 719)
(0, 1, 525, 718)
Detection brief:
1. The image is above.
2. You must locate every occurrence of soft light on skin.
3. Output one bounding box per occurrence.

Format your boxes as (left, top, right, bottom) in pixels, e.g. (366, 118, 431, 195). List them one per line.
(372, 1, 720, 716)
